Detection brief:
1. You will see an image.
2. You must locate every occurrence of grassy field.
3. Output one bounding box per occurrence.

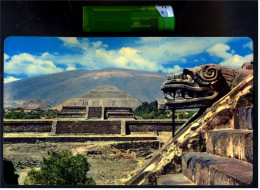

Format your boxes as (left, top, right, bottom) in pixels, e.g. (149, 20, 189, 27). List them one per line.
(3, 135, 171, 185)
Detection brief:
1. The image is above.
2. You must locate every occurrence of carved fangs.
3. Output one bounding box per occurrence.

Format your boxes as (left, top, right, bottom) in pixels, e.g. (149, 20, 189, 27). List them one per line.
(161, 63, 253, 109)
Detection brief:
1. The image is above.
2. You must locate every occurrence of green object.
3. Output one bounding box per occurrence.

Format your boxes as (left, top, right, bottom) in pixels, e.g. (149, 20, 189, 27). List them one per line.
(83, 6, 175, 32)
(25, 150, 95, 185)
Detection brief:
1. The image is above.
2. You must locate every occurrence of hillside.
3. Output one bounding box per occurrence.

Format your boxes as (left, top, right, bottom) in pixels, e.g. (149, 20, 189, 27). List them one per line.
(4, 68, 167, 108)
(19, 99, 52, 110)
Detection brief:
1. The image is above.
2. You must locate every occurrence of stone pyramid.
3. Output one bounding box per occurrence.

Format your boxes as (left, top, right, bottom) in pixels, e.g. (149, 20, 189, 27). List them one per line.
(54, 85, 141, 110)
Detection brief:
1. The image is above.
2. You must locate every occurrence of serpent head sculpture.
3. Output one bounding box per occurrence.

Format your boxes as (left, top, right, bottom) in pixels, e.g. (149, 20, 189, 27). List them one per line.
(161, 64, 253, 109)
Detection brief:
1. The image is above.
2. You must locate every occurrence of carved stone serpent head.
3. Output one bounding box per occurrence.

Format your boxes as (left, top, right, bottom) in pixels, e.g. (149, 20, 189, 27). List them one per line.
(161, 64, 253, 109)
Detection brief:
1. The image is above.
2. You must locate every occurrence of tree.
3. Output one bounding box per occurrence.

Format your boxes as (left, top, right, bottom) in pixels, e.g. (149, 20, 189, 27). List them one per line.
(26, 150, 95, 185)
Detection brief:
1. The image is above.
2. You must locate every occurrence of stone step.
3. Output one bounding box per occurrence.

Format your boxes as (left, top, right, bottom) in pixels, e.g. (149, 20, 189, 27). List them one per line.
(206, 129, 253, 164)
(234, 106, 253, 130)
(61, 109, 86, 112)
(182, 152, 253, 186)
(106, 112, 134, 118)
(57, 112, 86, 118)
(157, 173, 195, 186)
(4, 135, 158, 143)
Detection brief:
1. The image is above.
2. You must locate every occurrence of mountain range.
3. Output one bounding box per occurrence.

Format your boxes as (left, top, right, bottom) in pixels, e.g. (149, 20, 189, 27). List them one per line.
(4, 68, 168, 108)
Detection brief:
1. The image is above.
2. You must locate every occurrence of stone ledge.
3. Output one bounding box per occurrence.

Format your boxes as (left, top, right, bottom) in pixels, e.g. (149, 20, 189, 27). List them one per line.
(182, 152, 253, 186)
(157, 173, 195, 186)
(4, 136, 158, 143)
(206, 129, 253, 163)
(234, 106, 253, 130)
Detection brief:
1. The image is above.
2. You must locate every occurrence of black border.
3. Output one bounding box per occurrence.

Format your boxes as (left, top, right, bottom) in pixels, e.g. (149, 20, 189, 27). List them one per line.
(0, 0, 258, 188)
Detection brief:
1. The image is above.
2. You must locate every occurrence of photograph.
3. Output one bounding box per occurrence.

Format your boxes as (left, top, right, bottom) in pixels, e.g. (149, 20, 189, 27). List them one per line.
(3, 36, 254, 186)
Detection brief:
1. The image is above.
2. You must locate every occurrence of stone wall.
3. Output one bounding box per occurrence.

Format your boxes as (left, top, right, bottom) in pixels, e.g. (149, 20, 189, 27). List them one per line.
(57, 113, 86, 118)
(61, 106, 86, 112)
(88, 107, 102, 119)
(4, 120, 186, 135)
(4, 136, 157, 143)
(125, 120, 185, 134)
(105, 107, 133, 112)
(112, 141, 160, 150)
(4, 121, 52, 133)
(55, 120, 121, 134)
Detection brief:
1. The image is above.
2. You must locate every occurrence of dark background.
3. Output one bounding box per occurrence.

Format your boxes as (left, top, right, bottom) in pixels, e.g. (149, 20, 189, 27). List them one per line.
(0, 1, 258, 37)
(0, 0, 258, 187)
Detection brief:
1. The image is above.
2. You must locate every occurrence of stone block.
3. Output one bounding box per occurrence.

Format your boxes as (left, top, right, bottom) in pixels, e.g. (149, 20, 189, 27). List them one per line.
(88, 107, 102, 119)
(206, 129, 253, 163)
(126, 120, 185, 133)
(182, 152, 253, 186)
(4, 121, 52, 133)
(234, 106, 253, 130)
(157, 173, 194, 185)
(209, 162, 253, 185)
(121, 120, 126, 136)
(56, 120, 121, 134)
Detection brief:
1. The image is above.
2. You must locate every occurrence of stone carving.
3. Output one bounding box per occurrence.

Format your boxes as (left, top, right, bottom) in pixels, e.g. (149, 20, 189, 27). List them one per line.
(161, 64, 253, 109)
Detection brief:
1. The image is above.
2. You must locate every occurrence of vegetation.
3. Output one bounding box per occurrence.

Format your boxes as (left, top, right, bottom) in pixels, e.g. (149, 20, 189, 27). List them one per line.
(4, 108, 57, 119)
(134, 101, 196, 120)
(134, 101, 171, 119)
(25, 150, 95, 185)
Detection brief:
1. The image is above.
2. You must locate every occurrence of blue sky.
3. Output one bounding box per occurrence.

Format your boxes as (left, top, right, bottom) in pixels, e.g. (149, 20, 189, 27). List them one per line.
(4, 37, 253, 83)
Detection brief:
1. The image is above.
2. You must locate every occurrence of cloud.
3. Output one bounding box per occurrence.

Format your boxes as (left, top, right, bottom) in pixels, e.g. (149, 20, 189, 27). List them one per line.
(58, 37, 80, 46)
(4, 76, 21, 83)
(92, 41, 103, 48)
(5, 37, 248, 78)
(4, 53, 9, 61)
(94, 47, 159, 72)
(66, 66, 77, 71)
(160, 65, 182, 74)
(207, 43, 253, 68)
(4, 53, 63, 76)
(207, 43, 231, 59)
(53, 37, 235, 74)
(135, 37, 232, 64)
(243, 41, 253, 50)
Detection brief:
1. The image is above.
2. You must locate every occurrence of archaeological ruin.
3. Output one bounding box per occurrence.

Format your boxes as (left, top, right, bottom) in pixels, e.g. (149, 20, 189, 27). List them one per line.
(3, 63, 255, 186)
(126, 63, 254, 186)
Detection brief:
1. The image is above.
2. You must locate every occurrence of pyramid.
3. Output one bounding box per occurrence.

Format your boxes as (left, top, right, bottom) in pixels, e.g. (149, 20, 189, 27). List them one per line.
(54, 85, 141, 110)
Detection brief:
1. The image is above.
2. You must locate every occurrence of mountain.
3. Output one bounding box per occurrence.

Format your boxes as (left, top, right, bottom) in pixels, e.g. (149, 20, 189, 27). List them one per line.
(54, 85, 141, 110)
(4, 68, 168, 108)
(19, 99, 52, 110)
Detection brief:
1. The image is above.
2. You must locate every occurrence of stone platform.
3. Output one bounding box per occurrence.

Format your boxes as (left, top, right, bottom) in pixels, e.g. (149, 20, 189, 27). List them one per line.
(182, 152, 253, 186)
(4, 134, 158, 143)
(157, 173, 194, 186)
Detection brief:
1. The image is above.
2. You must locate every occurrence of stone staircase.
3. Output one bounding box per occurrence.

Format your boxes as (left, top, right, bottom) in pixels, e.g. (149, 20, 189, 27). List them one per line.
(125, 76, 254, 186)
(57, 106, 86, 118)
(105, 107, 134, 119)
(156, 106, 253, 186)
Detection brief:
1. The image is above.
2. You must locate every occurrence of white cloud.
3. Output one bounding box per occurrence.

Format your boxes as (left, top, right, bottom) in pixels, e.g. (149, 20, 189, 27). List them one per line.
(135, 37, 232, 64)
(58, 37, 80, 46)
(66, 66, 76, 71)
(5, 37, 246, 78)
(207, 43, 253, 68)
(219, 54, 253, 68)
(92, 41, 103, 48)
(4, 53, 9, 61)
(207, 43, 231, 59)
(53, 37, 235, 74)
(243, 41, 253, 50)
(161, 65, 182, 74)
(4, 53, 63, 76)
(94, 47, 159, 72)
(4, 76, 21, 83)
